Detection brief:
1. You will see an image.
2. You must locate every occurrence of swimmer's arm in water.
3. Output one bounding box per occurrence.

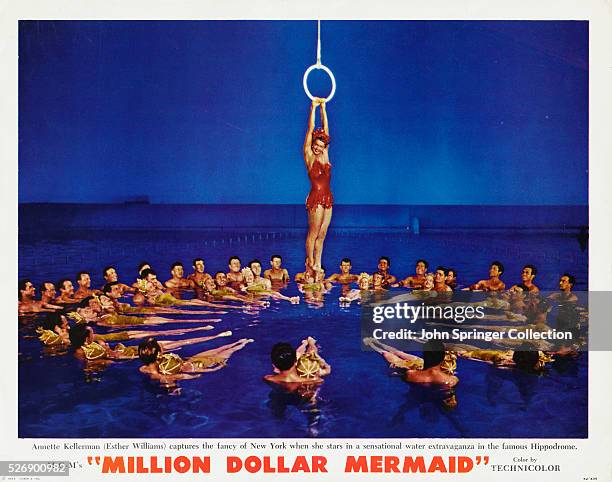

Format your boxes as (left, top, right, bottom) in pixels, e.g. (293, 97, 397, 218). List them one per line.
(467, 280, 485, 291)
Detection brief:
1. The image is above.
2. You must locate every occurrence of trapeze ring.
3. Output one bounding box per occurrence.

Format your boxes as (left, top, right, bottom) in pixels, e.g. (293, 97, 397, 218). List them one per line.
(303, 63, 336, 102)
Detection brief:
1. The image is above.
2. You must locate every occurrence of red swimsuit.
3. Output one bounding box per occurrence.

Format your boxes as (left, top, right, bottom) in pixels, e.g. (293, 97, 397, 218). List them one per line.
(306, 160, 333, 211)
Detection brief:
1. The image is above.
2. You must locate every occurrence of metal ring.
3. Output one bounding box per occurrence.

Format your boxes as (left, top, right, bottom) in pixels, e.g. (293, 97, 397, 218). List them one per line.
(303, 63, 336, 102)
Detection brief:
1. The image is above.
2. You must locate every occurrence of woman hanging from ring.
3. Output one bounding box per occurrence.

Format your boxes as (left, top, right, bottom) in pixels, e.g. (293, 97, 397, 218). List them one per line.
(303, 97, 333, 273)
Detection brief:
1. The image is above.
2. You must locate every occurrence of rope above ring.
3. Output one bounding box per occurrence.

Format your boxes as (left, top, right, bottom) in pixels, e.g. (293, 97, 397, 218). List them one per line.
(303, 20, 336, 102)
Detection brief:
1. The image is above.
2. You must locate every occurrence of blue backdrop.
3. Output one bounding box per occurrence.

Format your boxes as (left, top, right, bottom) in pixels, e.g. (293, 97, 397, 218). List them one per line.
(19, 21, 588, 205)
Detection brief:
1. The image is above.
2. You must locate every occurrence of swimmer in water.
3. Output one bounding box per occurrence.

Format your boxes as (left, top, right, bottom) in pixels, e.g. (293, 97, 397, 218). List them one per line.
(396, 259, 429, 288)
(375, 257, 397, 288)
(102, 266, 135, 295)
(37, 311, 212, 346)
(363, 338, 458, 387)
(164, 261, 196, 291)
(187, 258, 213, 291)
(264, 255, 290, 285)
(55, 279, 81, 304)
(294, 258, 310, 284)
(138, 336, 253, 384)
(433, 267, 452, 292)
(421, 273, 435, 291)
(304, 97, 333, 271)
(326, 258, 359, 284)
(201, 274, 269, 307)
(465, 261, 506, 292)
(74, 272, 95, 300)
(248, 259, 272, 289)
(226, 256, 245, 290)
(131, 262, 152, 306)
(449, 342, 554, 372)
(70, 323, 232, 362)
(264, 336, 331, 385)
(241, 268, 300, 304)
(299, 268, 331, 293)
(509, 264, 540, 293)
(83, 291, 220, 328)
(36, 312, 71, 345)
(39, 282, 63, 311)
(445, 268, 457, 290)
(548, 273, 578, 303)
(339, 272, 372, 304)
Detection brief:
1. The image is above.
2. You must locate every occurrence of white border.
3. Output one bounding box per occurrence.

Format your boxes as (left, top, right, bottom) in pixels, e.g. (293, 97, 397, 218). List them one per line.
(2, 1, 611, 481)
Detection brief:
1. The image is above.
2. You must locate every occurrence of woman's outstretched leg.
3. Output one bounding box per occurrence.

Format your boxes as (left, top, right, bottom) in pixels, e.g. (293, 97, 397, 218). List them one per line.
(159, 331, 232, 351)
(313, 207, 332, 269)
(189, 338, 254, 361)
(306, 206, 325, 269)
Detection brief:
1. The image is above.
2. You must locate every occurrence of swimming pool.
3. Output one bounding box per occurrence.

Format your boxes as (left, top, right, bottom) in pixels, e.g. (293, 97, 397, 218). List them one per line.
(18, 228, 588, 438)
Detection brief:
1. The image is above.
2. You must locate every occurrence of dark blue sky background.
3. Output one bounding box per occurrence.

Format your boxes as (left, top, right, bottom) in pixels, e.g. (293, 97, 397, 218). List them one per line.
(19, 21, 588, 205)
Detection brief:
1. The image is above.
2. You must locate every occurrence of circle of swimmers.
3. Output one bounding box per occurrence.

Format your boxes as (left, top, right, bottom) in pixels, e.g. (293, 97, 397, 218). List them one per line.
(18, 255, 585, 389)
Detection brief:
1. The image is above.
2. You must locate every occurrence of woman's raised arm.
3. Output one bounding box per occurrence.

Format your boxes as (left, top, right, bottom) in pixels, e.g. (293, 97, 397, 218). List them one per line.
(303, 99, 318, 163)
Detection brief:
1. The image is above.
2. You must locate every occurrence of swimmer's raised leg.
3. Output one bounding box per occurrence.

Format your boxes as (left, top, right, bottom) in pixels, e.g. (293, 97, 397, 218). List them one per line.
(159, 331, 233, 351)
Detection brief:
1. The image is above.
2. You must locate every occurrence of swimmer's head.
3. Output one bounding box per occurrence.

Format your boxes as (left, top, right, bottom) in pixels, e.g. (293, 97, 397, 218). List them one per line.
(311, 128, 330, 151)
(372, 272, 384, 288)
(378, 256, 391, 272)
(77, 272, 91, 288)
(304, 271, 315, 284)
(192, 258, 205, 273)
(315, 267, 326, 282)
(340, 258, 352, 274)
(559, 273, 575, 291)
(228, 256, 241, 273)
(521, 265, 537, 282)
(512, 343, 542, 372)
(102, 281, 122, 299)
(270, 255, 282, 269)
(84, 296, 102, 312)
(415, 259, 429, 275)
(40, 312, 68, 332)
(215, 272, 227, 287)
(103, 266, 118, 283)
(170, 262, 184, 278)
(434, 267, 446, 284)
(249, 259, 262, 276)
(242, 267, 255, 284)
(270, 342, 297, 371)
(138, 337, 162, 365)
(490, 261, 504, 278)
(446, 268, 456, 284)
(58, 278, 74, 296)
(358, 273, 371, 290)
(140, 268, 157, 282)
(18, 279, 35, 300)
(41, 282, 56, 299)
(423, 340, 446, 369)
(423, 273, 435, 291)
(138, 262, 151, 275)
(204, 276, 216, 292)
(69, 323, 93, 349)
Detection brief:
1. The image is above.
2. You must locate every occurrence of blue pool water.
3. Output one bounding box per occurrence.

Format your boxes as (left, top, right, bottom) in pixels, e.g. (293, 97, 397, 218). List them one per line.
(18, 228, 588, 438)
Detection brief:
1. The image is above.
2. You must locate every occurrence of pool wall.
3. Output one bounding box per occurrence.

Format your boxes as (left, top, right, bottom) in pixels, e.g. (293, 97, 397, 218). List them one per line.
(19, 204, 587, 233)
